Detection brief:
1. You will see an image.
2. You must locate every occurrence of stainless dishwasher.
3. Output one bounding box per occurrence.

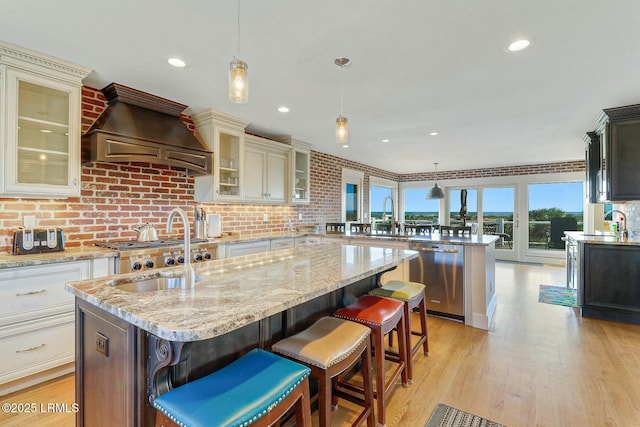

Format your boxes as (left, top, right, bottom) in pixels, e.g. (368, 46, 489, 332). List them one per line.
(409, 242, 464, 321)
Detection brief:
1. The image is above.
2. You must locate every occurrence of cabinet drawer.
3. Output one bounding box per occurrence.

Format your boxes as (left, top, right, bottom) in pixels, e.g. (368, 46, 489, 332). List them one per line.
(0, 261, 89, 325)
(271, 238, 295, 250)
(0, 313, 74, 385)
(226, 241, 271, 257)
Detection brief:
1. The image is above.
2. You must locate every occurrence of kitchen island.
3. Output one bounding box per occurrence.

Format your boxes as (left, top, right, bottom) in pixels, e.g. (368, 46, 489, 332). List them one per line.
(65, 243, 417, 427)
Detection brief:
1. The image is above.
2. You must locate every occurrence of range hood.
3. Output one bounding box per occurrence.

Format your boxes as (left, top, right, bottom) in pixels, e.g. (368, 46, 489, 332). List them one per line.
(82, 83, 213, 175)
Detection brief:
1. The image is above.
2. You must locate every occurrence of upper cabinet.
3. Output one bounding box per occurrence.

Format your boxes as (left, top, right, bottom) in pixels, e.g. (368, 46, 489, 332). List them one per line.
(591, 104, 640, 202)
(244, 135, 289, 203)
(0, 41, 91, 198)
(192, 109, 250, 202)
(277, 136, 311, 205)
(583, 131, 600, 203)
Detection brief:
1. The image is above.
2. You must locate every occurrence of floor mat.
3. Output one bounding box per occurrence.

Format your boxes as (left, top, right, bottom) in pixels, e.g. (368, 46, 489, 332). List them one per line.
(538, 284, 578, 307)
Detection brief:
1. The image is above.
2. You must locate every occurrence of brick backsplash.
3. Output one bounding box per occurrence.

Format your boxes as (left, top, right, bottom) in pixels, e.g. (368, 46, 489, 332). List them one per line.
(0, 85, 597, 252)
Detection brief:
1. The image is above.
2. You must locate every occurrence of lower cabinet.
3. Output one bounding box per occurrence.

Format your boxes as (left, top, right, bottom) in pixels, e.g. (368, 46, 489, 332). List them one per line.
(225, 240, 271, 257)
(75, 300, 138, 427)
(582, 243, 640, 324)
(0, 258, 112, 395)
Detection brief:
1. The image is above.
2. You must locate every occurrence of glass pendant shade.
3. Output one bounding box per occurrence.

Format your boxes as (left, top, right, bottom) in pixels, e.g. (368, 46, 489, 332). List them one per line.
(336, 115, 348, 145)
(229, 57, 248, 103)
(427, 183, 445, 199)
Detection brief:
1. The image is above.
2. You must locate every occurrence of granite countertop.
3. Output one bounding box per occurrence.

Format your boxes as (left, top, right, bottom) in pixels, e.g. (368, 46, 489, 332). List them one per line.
(326, 232, 499, 246)
(565, 231, 640, 246)
(0, 246, 118, 269)
(66, 243, 418, 342)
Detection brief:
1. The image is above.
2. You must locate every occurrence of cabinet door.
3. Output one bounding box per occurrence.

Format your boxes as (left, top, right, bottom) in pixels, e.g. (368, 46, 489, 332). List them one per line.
(267, 151, 287, 203)
(607, 116, 640, 200)
(292, 149, 310, 204)
(3, 68, 81, 197)
(243, 146, 267, 201)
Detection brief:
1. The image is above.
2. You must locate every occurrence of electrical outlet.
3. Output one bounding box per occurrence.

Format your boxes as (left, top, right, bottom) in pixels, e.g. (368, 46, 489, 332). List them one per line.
(263, 213, 269, 222)
(298, 212, 303, 221)
(24, 215, 36, 228)
(95, 332, 109, 357)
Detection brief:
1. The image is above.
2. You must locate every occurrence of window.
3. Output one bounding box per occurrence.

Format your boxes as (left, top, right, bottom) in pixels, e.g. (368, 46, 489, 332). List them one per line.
(402, 187, 440, 223)
(341, 168, 364, 223)
(528, 182, 583, 250)
(370, 185, 393, 221)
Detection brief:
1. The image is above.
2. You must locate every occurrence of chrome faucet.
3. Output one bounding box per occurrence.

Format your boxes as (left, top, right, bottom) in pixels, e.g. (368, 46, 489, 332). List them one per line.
(604, 209, 628, 240)
(166, 208, 196, 289)
(382, 195, 396, 236)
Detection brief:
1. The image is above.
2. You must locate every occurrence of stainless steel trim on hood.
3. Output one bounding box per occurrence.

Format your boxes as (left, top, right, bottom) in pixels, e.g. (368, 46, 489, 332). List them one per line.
(81, 83, 213, 175)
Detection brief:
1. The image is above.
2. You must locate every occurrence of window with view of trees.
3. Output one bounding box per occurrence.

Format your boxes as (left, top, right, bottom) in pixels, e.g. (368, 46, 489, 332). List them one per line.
(528, 182, 583, 249)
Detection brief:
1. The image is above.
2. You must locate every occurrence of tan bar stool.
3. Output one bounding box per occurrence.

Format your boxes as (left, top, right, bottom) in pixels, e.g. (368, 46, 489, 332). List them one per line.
(334, 294, 409, 427)
(369, 280, 429, 383)
(272, 316, 375, 427)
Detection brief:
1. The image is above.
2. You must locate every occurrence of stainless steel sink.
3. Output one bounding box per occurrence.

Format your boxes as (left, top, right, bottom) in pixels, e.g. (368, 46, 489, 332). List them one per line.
(108, 273, 204, 293)
(113, 276, 186, 293)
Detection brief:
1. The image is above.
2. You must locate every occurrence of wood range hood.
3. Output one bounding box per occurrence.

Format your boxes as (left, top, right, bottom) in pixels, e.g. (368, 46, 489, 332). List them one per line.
(82, 83, 213, 175)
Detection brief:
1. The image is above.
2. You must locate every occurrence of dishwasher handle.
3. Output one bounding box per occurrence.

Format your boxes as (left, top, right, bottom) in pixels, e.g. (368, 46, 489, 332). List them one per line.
(412, 247, 459, 254)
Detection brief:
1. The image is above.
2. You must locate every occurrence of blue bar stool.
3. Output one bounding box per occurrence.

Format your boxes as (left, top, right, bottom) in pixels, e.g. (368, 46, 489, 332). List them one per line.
(272, 316, 375, 427)
(153, 348, 312, 427)
(369, 280, 429, 383)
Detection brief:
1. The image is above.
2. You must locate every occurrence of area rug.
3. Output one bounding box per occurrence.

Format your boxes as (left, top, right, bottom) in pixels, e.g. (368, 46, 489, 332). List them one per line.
(426, 403, 507, 427)
(538, 284, 578, 307)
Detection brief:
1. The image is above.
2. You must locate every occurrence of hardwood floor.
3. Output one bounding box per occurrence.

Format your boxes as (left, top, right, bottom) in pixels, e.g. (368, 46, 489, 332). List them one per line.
(2, 261, 640, 426)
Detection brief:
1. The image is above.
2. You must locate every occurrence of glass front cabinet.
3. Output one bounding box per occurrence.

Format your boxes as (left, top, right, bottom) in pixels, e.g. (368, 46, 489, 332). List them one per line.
(277, 136, 311, 205)
(193, 109, 250, 202)
(0, 41, 90, 197)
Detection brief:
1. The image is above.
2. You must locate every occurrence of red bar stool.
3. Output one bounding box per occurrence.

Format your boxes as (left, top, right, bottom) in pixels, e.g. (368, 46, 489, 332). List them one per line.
(369, 280, 429, 383)
(153, 348, 312, 427)
(334, 294, 409, 427)
(272, 316, 375, 427)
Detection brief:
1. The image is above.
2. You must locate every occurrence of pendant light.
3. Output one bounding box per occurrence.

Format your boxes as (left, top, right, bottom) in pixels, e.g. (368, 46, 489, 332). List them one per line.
(229, 0, 248, 103)
(334, 57, 350, 146)
(427, 162, 445, 199)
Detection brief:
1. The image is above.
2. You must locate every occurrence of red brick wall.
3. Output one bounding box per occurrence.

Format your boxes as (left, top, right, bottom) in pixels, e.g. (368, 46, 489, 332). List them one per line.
(0, 85, 586, 252)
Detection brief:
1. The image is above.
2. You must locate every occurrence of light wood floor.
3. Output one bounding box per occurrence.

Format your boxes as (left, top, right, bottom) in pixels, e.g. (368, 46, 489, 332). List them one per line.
(2, 261, 640, 427)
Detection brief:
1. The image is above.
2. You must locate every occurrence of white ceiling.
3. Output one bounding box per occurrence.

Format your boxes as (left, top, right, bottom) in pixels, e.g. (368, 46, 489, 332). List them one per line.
(1, 0, 639, 174)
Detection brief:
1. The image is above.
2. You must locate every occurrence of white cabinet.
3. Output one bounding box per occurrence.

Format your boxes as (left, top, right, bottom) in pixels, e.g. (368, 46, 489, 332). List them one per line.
(0, 257, 111, 394)
(225, 240, 271, 258)
(294, 236, 322, 246)
(243, 135, 289, 203)
(276, 136, 312, 204)
(193, 109, 250, 202)
(270, 237, 295, 250)
(0, 41, 91, 198)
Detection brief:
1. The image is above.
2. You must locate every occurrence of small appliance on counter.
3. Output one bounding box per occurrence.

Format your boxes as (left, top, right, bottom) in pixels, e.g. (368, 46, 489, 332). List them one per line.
(12, 228, 65, 255)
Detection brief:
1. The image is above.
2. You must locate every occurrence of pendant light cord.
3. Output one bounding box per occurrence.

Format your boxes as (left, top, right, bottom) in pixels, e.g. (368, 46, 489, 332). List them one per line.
(236, 0, 241, 54)
(340, 69, 344, 116)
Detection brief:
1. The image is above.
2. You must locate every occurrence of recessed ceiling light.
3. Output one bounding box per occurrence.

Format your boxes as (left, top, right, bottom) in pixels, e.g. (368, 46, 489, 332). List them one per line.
(40, 129, 52, 133)
(507, 39, 530, 52)
(167, 57, 186, 68)
(277, 106, 290, 113)
(430, 132, 438, 136)
(381, 139, 390, 143)
(342, 144, 349, 148)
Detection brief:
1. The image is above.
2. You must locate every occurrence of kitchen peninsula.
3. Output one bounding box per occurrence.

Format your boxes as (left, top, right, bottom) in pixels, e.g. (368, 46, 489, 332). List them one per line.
(65, 243, 417, 426)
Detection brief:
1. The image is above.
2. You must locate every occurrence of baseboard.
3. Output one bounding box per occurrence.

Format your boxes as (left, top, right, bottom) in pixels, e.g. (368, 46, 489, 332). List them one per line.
(0, 363, 74, 396)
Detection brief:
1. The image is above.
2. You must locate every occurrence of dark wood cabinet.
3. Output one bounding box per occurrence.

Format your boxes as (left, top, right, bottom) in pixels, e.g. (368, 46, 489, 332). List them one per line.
(583, 131, 601, 203)
(582, 243, 640, 325)
(593, 104, 640, 201)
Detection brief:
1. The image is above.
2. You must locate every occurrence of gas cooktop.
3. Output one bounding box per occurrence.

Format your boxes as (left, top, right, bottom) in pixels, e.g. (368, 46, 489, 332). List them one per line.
(95, 238, 208, 251)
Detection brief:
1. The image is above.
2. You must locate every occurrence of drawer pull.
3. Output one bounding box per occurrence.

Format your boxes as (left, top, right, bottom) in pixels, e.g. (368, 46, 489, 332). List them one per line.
(16, 343, 46, 353)
(15, 289, 47, 296)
